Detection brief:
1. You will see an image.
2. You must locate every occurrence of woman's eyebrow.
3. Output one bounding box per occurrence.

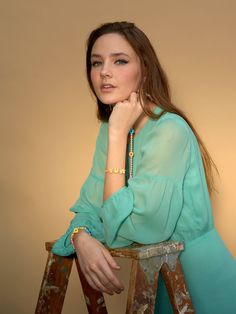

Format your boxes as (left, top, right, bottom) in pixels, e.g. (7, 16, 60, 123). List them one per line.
(91, 52, 130, 58)
(110, 52, 129, 57)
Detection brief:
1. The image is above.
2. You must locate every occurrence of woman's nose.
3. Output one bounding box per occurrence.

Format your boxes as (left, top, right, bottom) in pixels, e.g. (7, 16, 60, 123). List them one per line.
(100, 63, 112, 78)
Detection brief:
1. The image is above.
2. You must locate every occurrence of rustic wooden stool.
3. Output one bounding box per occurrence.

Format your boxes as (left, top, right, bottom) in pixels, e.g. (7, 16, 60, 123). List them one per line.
(35, 241, 194, 314)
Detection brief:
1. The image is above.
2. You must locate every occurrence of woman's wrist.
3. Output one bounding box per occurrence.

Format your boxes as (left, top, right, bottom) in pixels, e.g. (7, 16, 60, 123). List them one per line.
(71, 227, 92, 247)
(108, 127, 129, 142)
(108, 132, 128, 154)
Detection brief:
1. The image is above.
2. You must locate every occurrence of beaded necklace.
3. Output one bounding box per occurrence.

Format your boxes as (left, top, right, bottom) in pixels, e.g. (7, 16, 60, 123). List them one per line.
(128, 128, 135, 179)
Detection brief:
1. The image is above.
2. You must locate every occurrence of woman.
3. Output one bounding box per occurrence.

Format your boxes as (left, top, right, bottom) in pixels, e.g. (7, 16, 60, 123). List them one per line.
(52, 22, 236, 313)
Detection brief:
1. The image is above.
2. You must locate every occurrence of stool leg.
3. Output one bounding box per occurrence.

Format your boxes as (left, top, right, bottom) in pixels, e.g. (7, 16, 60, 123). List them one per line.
(161, 259, 195, 314)
(35, 252, 73, 314)
(126, 258, 159, 314)
(75, 258, 108, 314)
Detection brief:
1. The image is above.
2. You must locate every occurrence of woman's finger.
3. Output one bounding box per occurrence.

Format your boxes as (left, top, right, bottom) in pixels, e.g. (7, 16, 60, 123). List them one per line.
(89, 271, 114, 295)
(129, 91, 138, 104)
(83, 263, 114, 295)
(74, 236, 124, 294)
(101, 250, 124, 291)
(102, 248, 120, 269)
(95, 268, 123, 294)
(84, 273, 101, 291)
(78, 250, 121, 294)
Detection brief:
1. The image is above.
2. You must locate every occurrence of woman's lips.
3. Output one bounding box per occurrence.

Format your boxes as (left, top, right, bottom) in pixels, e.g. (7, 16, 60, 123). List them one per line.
(100, 84, 116, 92)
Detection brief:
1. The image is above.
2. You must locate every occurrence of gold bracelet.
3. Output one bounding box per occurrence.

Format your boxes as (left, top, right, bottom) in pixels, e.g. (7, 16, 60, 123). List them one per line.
(70, 226, 91, 245)
(105, 168, 126, 174)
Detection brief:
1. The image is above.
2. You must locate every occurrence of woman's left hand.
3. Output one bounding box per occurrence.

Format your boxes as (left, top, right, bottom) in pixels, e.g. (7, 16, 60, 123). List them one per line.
(108, 92, 143, 137)
(73, 231, 124, 295)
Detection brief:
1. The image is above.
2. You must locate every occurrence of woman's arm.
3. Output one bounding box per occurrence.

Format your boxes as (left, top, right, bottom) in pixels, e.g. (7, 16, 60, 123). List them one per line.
(100, 117, 191, 248)
(52, 123, 107, 256)
(103, 92, 143, 201)
(72, 92, 143, 294)
(52, 122, 125, 294)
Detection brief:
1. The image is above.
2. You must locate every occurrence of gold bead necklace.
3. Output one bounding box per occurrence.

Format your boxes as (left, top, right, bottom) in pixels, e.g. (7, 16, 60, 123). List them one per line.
(128, 128, 135, 178)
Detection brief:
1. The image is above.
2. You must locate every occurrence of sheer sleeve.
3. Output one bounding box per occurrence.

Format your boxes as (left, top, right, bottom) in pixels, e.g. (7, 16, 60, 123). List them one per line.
(100, 116, 191, 248)
(52, 123, 107, 256)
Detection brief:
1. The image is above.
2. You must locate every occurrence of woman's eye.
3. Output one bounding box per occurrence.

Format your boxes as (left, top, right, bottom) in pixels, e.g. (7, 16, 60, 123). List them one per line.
(91, 61, 102, 67)
(115, 59, 128, 65)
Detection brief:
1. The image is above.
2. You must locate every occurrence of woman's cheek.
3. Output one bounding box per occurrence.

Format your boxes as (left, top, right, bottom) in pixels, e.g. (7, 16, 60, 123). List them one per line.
(123, 68, 141, 90)
(90, 71, 98, 88)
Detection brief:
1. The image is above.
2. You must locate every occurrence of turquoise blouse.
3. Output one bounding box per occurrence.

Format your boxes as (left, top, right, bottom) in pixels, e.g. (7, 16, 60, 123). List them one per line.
(52, 107, 236, 313)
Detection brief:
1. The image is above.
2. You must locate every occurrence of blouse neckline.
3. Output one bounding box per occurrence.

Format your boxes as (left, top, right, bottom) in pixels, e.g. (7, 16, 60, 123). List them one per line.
(134, 105, 163, 139)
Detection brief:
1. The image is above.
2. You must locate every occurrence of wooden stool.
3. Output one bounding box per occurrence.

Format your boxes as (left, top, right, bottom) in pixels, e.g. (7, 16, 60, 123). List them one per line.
(35, 241, 195, 314)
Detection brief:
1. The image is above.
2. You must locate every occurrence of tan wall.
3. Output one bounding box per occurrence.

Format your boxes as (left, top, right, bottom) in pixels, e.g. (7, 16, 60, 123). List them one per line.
(1, 1, 235, 313)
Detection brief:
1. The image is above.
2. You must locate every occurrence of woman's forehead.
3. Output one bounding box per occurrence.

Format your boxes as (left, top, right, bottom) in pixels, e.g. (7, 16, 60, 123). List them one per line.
(91, 33, 136, 57)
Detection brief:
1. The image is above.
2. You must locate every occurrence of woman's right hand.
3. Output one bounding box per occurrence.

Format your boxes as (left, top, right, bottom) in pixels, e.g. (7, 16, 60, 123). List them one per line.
(108, 92, 143, 137)
(73, 231, 124, 295)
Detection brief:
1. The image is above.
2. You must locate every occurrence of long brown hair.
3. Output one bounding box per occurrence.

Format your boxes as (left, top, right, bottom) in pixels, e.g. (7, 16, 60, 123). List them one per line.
(86, 21, 217, 194)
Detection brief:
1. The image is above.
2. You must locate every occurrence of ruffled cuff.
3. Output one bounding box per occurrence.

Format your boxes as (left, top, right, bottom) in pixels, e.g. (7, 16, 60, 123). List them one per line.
(52, 213, 104, 256)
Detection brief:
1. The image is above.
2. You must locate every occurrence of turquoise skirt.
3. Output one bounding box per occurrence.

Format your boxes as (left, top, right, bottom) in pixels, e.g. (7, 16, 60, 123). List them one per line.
(155, 229, 236, 313)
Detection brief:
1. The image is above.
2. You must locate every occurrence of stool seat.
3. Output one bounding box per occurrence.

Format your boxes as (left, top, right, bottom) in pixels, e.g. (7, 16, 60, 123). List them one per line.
(36, 241, 195, 314)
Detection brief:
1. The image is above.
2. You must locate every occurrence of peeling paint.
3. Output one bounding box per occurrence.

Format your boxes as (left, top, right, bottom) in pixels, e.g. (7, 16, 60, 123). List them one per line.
(179, 304, 195, 314)
(84, 294, 91, 305)
(140, 252, 179, 281)
(35, 250, 73, 313)
(137, 303, 148, 313)
(97, 296, 105, 305)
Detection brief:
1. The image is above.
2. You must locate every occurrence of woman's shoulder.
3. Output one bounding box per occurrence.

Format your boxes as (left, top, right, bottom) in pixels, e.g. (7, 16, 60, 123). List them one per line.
(151, 111, 192, 142)
(158, 111, 191, 129)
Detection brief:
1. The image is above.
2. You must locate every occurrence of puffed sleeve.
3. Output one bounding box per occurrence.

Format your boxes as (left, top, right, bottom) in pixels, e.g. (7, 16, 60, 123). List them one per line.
(99, 116, 191, 248)
(52, 123, 108, 256)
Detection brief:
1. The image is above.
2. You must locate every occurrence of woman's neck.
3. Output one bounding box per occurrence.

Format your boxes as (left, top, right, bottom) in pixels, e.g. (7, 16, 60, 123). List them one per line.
(133, 102, 156, 136)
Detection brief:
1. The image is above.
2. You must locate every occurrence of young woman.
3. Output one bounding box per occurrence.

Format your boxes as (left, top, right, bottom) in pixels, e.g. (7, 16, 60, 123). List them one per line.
(52, 22, 236, 313)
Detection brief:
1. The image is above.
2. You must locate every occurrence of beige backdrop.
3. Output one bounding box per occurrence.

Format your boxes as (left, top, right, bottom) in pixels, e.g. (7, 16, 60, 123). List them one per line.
(1, 1, 235, 313)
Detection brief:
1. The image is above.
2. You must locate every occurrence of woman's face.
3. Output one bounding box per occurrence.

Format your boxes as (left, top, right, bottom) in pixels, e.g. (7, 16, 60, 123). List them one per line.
(90, 33, 142, 105)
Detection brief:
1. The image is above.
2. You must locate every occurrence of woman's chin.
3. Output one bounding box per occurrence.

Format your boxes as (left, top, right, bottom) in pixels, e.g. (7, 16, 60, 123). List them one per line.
(99, 95, 129, 106)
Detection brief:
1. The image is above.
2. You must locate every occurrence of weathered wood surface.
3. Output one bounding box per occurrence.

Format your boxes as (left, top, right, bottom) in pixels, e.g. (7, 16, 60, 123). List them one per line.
(126, 258, 159, 314)
(75, 257, 108, 314)
(36, 240, 195, 314)
(161, 260, 195, 314)
(35, 251, 73, 314)
(45, 241, 184, 259)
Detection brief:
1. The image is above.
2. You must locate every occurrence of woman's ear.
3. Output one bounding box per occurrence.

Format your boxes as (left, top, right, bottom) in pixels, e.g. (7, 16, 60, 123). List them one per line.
(143, 65, 147, 81)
